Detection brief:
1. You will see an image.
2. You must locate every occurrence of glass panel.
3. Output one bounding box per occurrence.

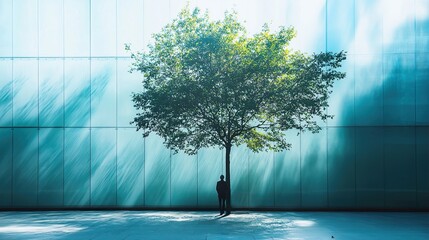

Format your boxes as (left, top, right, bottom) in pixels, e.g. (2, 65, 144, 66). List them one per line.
(355, 127, 384, 209)
(0, 59, 12, 126)
(384, 127, 416, 209)
(38, 128, 63, 207)
(39, 0, 63, 57)
(249, 151, 274, 207)
(197, 147, 223, 207)
(13, 128, 38, 207)
(145, 134, 170, 206)
(354, 0, 382, 54)
(117, 0, 144, 56)
(382, 0, 415, 54)
(383, 54, 415, 126)
(91, 128, 117, 206)
(0, 0, 12, 56)
(64, 128, 90, 206)
(288, 0, 326, 53)
(354, 54, 383, 126)
(327, 0, 354, 53)
(171, 151, 197, 206)
(416, 53, 429, 125)
(415, 0, 429, 53)
(64, 0, 90, 57)
(91, 59, 116, 127)
(91, 0, 116, 56)
(416, 127, 429, 209)
(328, 57, 355, 127)
(0, 129, 12, 207)
(117, 59, 141, 127)
(230, 145, 249, 208)
(117, 128, 144, 207)
(301, 128, 327, 208)
(274, 130, 300, 208)
(64, 59, 90, 127)
(327, 127, 356, 209)
(39, 59, 64, 127)
(13, 0, 38, 57)
(143, 0, 171, 49)
(13, 59, 38, 127)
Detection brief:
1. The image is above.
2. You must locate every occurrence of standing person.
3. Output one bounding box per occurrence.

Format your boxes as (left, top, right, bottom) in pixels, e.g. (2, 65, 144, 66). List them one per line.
(216, 175, 227, 215)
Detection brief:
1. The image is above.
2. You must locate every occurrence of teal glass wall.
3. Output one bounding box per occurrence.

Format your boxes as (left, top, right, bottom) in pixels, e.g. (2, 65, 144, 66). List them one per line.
(0, 0, 428, 210)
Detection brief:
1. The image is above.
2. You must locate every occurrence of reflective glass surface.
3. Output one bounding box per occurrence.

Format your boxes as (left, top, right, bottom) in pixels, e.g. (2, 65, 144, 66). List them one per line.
(1, 0, 428, 210)
(0, 128, 12, 207)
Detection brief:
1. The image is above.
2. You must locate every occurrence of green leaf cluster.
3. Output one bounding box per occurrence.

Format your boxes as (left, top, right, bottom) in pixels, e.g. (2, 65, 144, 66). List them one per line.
(130, 7, 346, 154)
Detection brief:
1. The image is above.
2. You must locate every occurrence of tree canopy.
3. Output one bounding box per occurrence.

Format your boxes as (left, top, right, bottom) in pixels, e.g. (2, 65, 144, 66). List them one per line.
(128, 7, 346, 214)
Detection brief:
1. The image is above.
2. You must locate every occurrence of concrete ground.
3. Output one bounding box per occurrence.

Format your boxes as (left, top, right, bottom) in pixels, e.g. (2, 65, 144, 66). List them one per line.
(0, 211, 428, 239)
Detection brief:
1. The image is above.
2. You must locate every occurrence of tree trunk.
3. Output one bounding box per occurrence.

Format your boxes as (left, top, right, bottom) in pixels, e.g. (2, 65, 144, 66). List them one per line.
(225, 143, 231, 214)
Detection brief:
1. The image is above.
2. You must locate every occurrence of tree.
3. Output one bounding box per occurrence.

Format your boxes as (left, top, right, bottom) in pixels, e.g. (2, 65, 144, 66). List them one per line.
(128, 7, 346, 214)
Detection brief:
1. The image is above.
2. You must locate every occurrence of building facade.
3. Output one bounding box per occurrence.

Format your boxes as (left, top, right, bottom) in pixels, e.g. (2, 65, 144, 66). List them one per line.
(0, 0, 428, 209)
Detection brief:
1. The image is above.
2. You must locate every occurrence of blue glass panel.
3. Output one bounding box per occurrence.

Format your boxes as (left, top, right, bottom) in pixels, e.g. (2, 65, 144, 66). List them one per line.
(117, 128, 144, 207)
(91, 128, 117, 206)
(64, 59, 90, 127)
(383, 54, 415, 126)
(354, 0, 382, 54)
(197, 147, 223, 207)
(171, 151, 197, 206)
(354, 54, 383, 126)
(327, 0, 354, 53)
(117, 59, 141, 127)
(384, 127, 416, 209)
(415, 0, 429, 53)
(230, 145, 249, 208)
(13, 128, 38, 207)
(145, 134, 170, 206)
(117, 0, 144, 56)
(39, 0, 63, 57)
(301, 128, 327, 208)
(0, 0, 12, 56)
(64, 128, 90, 206)
(64, 0, 90, 57)
(327, 127, 356, 209)
(39, 59, 64, 127)
(13, 0, 38, 57)
(274, 130, 300, 208)
(416, 53, 429, 125)
(0, 128, 12, 207)
(328, 57, 355, 127)
(355, 127, 384, 209)
(248, 151, 274, 207)
(0, 60, 12, 126)
(416, 127, 429, 209)
(91, 0, 116, 56)
(13, 59, 38, 127)
(91, 59, 116, 127)
(38, 128, 63, 207)
(382, 0, 415, 54)
(143, 0, 171, 49)
(289, 0, 326, 53)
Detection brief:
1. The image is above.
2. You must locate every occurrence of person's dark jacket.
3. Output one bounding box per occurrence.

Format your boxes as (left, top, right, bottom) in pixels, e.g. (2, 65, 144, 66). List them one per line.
(216, 180, 227, 199)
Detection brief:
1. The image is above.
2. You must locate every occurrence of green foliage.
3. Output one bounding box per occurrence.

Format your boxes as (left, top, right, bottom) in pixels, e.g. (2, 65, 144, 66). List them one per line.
(129, 7, 346, 154)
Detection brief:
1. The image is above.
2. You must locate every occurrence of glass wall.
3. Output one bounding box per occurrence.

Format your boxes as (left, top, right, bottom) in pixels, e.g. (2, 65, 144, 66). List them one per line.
(0, 0, 428, 210)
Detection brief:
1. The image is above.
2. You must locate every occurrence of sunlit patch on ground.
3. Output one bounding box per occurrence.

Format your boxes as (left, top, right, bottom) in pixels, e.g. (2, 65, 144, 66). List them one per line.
(0, 211, 427, 240)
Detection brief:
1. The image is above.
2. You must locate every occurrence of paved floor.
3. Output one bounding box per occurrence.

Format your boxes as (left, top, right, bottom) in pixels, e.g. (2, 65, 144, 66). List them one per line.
(0, 211, 428, 239)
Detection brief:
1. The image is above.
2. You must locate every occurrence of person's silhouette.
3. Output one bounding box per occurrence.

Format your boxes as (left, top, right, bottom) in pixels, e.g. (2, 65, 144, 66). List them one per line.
(216, 175, 227, 215)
